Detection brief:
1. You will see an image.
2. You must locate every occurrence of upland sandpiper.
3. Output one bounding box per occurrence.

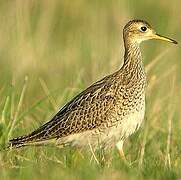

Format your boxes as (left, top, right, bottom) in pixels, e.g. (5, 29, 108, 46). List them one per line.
(9, 20, 177, 159)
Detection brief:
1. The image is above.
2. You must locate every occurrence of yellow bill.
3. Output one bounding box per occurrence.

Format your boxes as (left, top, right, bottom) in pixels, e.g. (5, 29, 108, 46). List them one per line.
(153, 33, 178, 44)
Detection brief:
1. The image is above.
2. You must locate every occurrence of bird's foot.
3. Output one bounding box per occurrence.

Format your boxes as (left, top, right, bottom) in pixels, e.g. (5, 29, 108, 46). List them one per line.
(118, 149, 131, 167)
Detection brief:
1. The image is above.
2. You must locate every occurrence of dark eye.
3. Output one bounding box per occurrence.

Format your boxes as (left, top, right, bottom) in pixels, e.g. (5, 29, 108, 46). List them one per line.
(140, 26, 147, 32)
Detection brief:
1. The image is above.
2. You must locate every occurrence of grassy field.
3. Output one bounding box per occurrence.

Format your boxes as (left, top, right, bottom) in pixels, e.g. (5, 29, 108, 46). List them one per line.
(0, 0, 181, 179)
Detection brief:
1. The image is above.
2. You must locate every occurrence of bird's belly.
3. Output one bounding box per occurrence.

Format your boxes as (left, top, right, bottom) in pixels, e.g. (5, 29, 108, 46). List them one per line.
(112, 92, 146, 139)
(114, 106, 145, 139)
(115, 95, 145, 139)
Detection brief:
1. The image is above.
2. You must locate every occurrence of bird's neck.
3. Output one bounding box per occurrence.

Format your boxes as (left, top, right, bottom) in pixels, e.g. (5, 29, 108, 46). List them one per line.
(122, 42, 145, 76)
(118, 41, 146, 84)
(123, 42, 142, 70)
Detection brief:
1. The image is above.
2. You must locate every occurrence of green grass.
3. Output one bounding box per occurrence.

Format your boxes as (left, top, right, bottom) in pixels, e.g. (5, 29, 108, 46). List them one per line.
(0, 0, 181, 179)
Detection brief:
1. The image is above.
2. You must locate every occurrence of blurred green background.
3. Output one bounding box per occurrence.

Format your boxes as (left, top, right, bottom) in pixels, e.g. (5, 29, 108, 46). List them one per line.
(0, 0, 181, 179)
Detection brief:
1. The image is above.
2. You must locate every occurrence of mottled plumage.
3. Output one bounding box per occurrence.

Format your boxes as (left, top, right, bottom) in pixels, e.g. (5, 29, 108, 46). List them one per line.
(9, 20, 177, 157)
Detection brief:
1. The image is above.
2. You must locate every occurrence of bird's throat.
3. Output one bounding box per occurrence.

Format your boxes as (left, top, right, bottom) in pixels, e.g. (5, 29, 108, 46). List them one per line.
(123, 43, 143, 71)
(121, 43, 145, 82)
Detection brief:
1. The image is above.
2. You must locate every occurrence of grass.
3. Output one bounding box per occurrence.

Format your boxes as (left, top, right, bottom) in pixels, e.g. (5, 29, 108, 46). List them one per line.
(0, 0, 181, 179)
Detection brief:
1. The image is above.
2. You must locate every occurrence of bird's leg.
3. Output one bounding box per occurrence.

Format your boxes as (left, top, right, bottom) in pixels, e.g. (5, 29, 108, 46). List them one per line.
(116, 140, 126, 161)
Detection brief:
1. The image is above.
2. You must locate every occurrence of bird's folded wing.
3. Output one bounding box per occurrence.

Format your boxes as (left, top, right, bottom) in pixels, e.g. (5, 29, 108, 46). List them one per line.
(28, 75, 118, 140)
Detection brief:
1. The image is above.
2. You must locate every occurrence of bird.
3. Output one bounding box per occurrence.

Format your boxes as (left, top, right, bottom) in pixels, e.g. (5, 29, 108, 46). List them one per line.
(9, 19, 177, 159)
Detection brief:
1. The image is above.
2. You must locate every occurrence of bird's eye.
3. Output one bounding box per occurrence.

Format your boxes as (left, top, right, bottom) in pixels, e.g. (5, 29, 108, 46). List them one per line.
(140, 26, 147, 32)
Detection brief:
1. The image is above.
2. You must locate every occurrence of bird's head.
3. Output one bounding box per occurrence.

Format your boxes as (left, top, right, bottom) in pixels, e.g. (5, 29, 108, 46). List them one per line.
(123, 19, 178, 45)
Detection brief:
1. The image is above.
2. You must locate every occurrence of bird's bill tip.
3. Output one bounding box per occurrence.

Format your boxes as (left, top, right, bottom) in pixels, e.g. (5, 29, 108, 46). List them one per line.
(153, 34, 178, 44)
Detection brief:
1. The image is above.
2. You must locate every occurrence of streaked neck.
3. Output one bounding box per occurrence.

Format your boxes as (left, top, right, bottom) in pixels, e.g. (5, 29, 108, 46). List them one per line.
(121, 42, 145, 82)
(123, 43, 142, 70)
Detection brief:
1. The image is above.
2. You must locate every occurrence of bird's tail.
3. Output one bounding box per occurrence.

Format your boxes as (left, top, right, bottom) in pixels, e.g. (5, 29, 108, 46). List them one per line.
(8, 123, 56, 148)
(9, 134, 44, 148)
